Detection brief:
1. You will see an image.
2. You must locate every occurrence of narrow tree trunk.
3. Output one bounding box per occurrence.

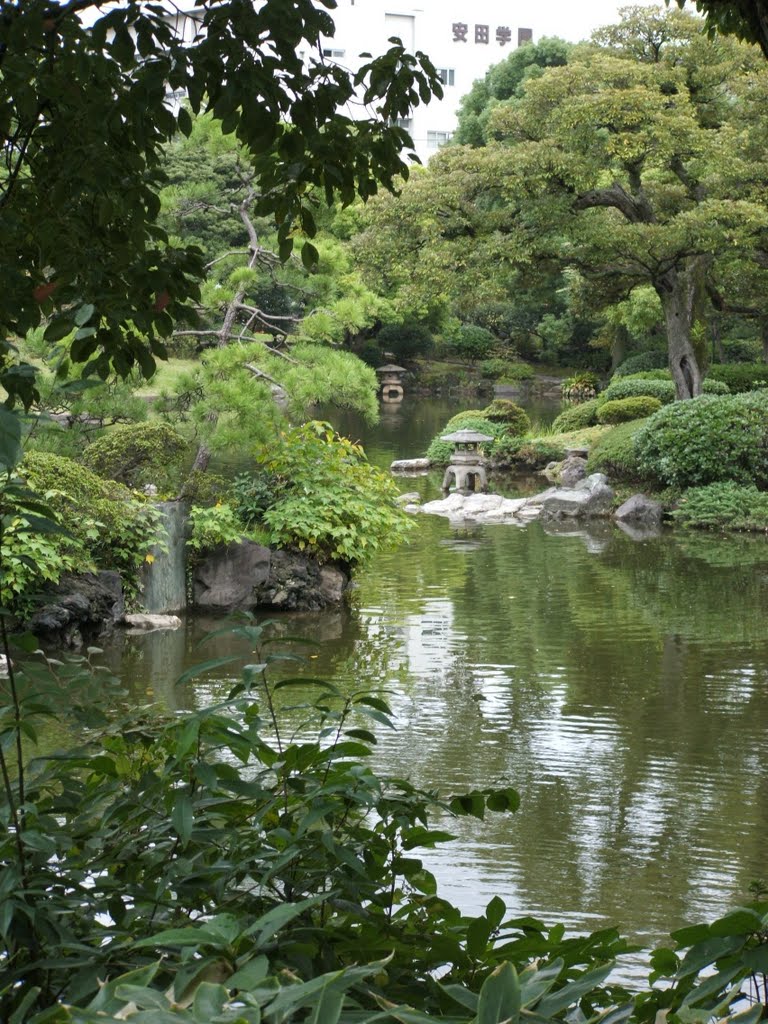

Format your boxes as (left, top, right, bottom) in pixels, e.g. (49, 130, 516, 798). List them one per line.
(611, 324, 628, 373)
(656, 263, 703, 400)
(761, 318, 768, 363)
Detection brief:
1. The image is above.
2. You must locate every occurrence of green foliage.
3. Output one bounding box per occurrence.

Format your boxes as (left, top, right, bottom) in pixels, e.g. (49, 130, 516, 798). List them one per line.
(188, 503, 255, 553)
(600, 377, 728, 405)
(720, 337, 762, 363)
(82, 421, 189, 492)
(482, 400, 531, 435)
(19, 451, 163, 600)
(493, 436, 567, 469)
(635, 392, 768, 487)
(0, 509, 82, 616)
(561, 371, 600, 400)
(596, 396, 662, 424)
(377, 321, 434, 361)
(178, 470, 232, 508)
(499, 361, 536, 381)
(259, 423, 413, 565)
(613, 350, 669, 377)
(426, 415, 504, 464)
(450, 325, 497, 364)
(707, 362, 768, 393)
(480, 357, 515, 380)
(673, 481, 768, 531)
(586, 420, 649, 480)
(231, 470, 280, 527)
(551, 399, 600, 432)
(0, 0, 442, 400)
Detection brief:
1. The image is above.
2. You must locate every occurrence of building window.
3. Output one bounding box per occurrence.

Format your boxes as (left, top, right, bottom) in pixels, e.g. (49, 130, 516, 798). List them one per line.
(322, 47, 346, 58)
(437, 68, 455, 86)
(391, 117, 413, 134)
(427, 130, 453, 149)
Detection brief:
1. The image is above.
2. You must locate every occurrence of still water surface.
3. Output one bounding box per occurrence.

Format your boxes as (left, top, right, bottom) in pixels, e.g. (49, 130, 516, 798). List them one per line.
(104, 396, 768, 951)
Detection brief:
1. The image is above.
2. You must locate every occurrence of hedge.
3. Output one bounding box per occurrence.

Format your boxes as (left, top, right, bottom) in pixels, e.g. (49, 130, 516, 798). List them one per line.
(599, 377, 729, 405)
(551, 399, 600, 433)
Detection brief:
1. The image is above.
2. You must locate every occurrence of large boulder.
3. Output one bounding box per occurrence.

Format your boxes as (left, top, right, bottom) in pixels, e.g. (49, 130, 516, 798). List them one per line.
(614, 493, 663, 527)
(538, 473, 614, 519)
(192, 540, 271, 610)
(26, 571, 125, 648)
(192, 541, 350, 613)
(255, 550, 349, 611)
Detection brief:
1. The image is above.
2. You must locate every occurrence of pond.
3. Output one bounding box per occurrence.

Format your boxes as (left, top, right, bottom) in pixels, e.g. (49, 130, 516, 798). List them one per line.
(101, 395, 768, 953)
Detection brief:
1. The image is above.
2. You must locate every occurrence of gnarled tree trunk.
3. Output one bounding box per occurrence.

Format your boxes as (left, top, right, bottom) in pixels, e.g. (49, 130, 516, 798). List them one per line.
(656, 261, 705, 400)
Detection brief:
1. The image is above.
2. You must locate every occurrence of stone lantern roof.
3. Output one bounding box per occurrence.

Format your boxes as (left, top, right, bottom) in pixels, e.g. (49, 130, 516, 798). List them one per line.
(375, 364, 408, 374)
(440, 428, 495, 445)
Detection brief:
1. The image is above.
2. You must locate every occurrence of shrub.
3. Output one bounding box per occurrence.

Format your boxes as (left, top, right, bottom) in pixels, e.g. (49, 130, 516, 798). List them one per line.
(551, 399, 600, 432)
(673, 481, 768, 531)
(635, 391, 768, 488)
(83, 420, 189, 491)
(259, 422, 413, 565)
(231, 469, 280, 526)
(596, 396, 662, 424)
(707, 363, 768, 393)
(481, 399, 531, 435)
(600, 376, 728, 405)
(620, 369, 673, 381)
(499, 361, 536, 381)
(479, 357, 512, 379)
(613, 349, 668, 376)
(561, 371, 600, 400)
(179, 469, 231, 507)
(493, 436, 567, 469)
(586, 419, 649, 480)
(19, 451, 163, 599)
(450, 324, 496, 363)
(356, 339, 384, 367)
(720, 338, 762, 363)
(376, 321, 433, 361)
(425, 415, 504, 464)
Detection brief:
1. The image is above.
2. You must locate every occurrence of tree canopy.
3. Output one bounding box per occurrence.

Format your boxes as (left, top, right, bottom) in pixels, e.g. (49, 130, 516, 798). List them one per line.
(355, 5, 768, 396)
(0, 0, 441, 404)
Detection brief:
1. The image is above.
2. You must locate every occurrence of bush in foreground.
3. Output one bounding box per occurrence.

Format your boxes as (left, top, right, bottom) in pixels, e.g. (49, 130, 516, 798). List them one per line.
(1, 622, 767, 1021)
(673, 481, 768, 531)
(596, 396, 662, 424)
(551, 399, 600, 433)
(586, 419, 649, 480)
(635, 392, 768, 488)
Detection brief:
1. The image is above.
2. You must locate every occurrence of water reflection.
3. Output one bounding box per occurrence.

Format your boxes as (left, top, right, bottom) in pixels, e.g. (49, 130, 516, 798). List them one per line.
(84, 397, 768, 950)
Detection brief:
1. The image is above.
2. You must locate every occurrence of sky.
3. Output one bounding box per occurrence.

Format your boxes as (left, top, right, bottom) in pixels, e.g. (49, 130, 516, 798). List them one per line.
(528, 0, 683, 42)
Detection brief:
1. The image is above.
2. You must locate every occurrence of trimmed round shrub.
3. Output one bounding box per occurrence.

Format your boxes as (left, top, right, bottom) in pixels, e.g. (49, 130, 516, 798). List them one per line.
(600, 376, 728, 406)
(672, 482, 768, 531)
(586, 419, 649, 480)
(596, 396, 662, 424)
(620, 369, 673, 381)
(425, 415, 503, 463)
(707, 363, 768, 394)
(634, 391, 768, 488)
(481, 399, 531, 435)
(479, 358, 512, 380)
(83, 421, 189, 491)
(613, 350, 668, 376)
(551, 399, 600, 433)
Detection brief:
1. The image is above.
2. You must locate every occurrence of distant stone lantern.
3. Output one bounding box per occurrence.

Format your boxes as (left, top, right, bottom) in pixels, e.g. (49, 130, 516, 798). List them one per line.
(376, 364, 407, 403)
(440, 428, 494, 494)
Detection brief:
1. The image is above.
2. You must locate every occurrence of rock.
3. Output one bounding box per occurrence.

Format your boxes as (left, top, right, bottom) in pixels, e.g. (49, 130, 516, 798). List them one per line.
(26, 571, 125, 648)
(614, 493, 663, 527)
(538, 473, 614, 519)
(396, 491, 422, 504)
(421, 492, 532, 525)
(123, 613, 182, 630)
(255, 550, 349, 611)
(192, 540, 271, 610)
(615, 520, 663, 542)
(560, 455, 588, 488)
(390, 458, 431, 473)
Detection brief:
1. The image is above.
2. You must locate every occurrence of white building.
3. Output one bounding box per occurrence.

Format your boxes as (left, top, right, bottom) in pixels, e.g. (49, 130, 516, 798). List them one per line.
(316, 1, 532, 163)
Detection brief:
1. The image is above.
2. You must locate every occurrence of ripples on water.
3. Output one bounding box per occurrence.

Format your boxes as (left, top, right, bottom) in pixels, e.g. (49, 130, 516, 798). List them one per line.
(95, 397, 768, 964)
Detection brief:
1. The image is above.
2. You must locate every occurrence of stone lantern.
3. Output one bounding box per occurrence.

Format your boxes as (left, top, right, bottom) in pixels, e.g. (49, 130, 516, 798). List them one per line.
(375, 364, 407, 403)
(440, 428, 494, 494)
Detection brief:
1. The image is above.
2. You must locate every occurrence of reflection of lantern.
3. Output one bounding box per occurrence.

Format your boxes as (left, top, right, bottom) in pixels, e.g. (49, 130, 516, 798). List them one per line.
(375, 364, 407, 403)
(440, 428, 494, 494)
